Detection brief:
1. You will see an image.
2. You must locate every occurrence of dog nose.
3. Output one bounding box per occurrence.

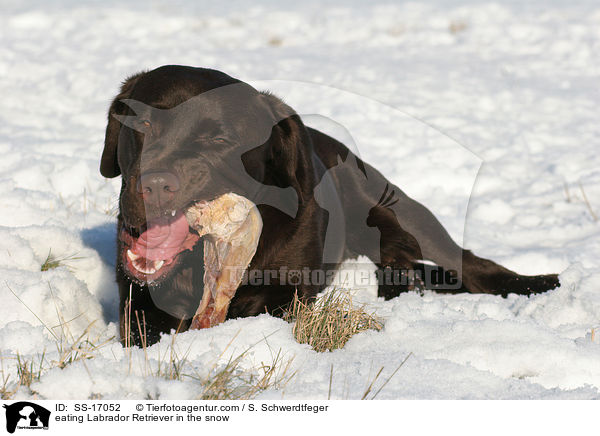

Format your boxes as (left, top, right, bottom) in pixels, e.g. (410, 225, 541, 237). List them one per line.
(137, 171, 180, 207)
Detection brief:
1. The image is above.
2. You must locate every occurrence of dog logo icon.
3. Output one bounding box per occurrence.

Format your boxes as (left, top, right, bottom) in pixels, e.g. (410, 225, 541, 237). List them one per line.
(3, 402, 50, 433)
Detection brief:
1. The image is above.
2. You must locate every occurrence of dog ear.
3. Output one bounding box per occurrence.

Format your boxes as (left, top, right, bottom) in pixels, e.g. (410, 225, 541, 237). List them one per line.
(100, 72, 145, 178)
(259, 92, 313, 204)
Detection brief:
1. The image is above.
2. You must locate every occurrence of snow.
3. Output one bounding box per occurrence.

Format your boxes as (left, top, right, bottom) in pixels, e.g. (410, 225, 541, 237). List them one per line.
(1, 0, 599, 399)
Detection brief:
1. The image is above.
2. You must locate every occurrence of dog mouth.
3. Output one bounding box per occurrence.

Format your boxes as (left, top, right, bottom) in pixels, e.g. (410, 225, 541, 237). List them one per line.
(119, 193, 263, 330)
(119, 208, 202, 283)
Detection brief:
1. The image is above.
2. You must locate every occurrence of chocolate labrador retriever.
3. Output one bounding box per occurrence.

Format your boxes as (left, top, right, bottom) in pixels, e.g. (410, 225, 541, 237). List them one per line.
(100, 65, 559, 346)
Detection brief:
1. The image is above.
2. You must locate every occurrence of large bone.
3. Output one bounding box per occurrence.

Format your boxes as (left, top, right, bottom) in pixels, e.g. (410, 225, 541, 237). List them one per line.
(185, 193, 262, 329)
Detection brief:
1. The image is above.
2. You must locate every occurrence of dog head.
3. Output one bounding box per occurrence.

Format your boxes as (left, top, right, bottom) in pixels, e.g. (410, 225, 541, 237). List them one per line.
(101, 65, 313, 285)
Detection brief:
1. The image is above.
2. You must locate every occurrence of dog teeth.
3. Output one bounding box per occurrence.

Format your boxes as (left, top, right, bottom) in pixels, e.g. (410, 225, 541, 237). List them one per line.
(171, 210, 176, 216)
(130, 255, 166, 275)
(132, 259, 156, 275)
(127, 249, 140, 261)
(132, 260, 155, 275)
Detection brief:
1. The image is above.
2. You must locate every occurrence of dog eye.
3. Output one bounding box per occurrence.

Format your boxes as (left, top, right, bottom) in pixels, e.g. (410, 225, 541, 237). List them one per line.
(195, 136, 232, 146)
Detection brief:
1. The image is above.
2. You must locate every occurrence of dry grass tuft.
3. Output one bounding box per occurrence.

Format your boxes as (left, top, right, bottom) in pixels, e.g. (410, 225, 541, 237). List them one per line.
(125, 307, 296, 399)
(0, 352, 45, 399)
(47, 283, 113, 369)
(1, 282, 113, 398)
(193, 348, 295, 400)
(15, 353, 44, 390)
(0, 321, 109, 399)
(285, 289, 383, 352)
(40, 249, 84, 272)
(5, 280, 294, 400)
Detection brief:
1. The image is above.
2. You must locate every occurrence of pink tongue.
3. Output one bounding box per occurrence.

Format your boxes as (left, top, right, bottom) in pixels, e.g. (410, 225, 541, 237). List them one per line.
(131, 211, 190, 261)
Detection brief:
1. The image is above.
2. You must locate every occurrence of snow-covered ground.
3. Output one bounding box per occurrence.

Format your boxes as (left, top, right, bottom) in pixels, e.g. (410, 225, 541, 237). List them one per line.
(1, 0, 599, 399)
